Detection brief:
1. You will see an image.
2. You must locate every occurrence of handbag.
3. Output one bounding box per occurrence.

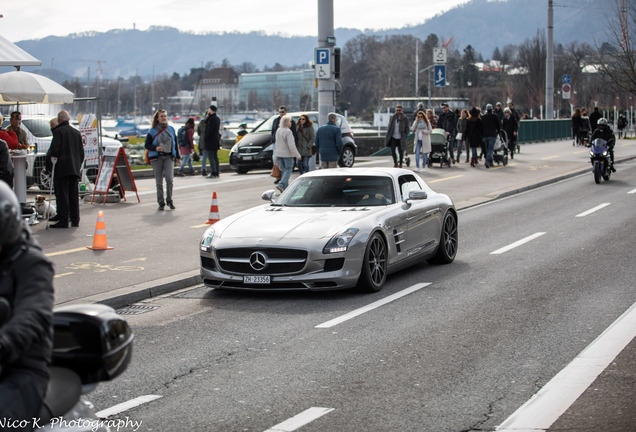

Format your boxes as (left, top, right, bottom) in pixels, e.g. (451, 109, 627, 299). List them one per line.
(270, 163, 282, 180)
(193, 152, 200, 162)
(455, 132, 463, 141)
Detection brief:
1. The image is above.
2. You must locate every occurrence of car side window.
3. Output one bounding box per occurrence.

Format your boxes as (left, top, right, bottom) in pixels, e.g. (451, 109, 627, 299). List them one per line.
(398, 175, 422, 201)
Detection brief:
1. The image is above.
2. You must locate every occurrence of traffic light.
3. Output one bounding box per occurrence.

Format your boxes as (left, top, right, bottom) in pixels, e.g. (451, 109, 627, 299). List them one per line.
(333, 47, 341, 79)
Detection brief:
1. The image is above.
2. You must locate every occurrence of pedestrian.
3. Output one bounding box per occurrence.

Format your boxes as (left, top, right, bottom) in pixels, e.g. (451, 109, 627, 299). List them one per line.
(0, 114, 19, 150)
(412, 102, 425, 122)
(203, 105, 221, 178)
(456, 109, 469, 163)
(494, 102, 504, 125)
(197, 113, 208, 176)
(315, 112, 343, 169)
(296, 114, 315, 175)
(0, 182, 55, 427)
(0, 138, 13, 186)
(465, 107, 483, 167)
(145, 109, 178, 211)
(45, 110, 84, 227)
(503, 108, 519, 159)
(177, 118, 196, 176)
(426, 108, 438, 129)
(589, 106, 602, 131)
(438, 103, 457, 163)
(411, 110, 432, 172)
(274, 115, 301, 192)
(235, 123, 248, 143)
(384, 105, 410, 168)
(571, 108, 582, 146)
(507, 102, 521, 126)
(580, 108, 592, 145)
(4, 111, 28, 149)
(271, 106, 297, 184)
(482, 104, 501, 168)
(617, 114, 626, 138)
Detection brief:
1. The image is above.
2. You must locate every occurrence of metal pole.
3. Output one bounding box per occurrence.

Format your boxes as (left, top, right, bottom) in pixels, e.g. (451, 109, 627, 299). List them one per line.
(545, 0, 554, 119)
(317, 0, 335, 127)
(415, 39, 419, 98)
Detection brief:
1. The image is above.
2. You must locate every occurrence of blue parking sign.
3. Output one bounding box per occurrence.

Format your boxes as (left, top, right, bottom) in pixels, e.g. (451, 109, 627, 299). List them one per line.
(434, 65, 446, 87)
(315, 48, 331, 79)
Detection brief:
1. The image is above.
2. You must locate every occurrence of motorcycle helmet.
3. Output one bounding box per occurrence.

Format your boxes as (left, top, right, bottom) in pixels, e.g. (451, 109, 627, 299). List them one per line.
(598, 118, 609, 126)
(0, 182, 22, 248)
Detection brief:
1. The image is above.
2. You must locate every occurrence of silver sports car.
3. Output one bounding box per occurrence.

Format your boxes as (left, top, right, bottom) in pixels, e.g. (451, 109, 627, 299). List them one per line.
(199, 168, 458, 293)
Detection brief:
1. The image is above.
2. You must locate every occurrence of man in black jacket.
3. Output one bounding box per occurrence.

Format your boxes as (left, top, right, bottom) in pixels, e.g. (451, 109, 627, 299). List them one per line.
(0, 181, 55, 428)
(45, 110, 84, 228)
(482, 104, 501, 168)
(203, 105, 221, 178)
(437, 103, 457, 162)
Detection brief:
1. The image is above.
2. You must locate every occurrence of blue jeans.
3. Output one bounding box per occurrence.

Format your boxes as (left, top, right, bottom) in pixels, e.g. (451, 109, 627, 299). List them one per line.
(415, 139, 428, 169)
(201, 150, 219, 175)
(296, 156, 312, 174)
(484, 136, 496, 165)
(201, 150, 210, 175)
(178, 153, 193, 172)
(278, 157, 295, 190)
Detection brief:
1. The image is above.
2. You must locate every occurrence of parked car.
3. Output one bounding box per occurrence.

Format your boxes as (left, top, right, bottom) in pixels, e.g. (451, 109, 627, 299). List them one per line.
(228, 112, 357, 174)
(2, 116, 122, 190)
(200, 167, 458, 293)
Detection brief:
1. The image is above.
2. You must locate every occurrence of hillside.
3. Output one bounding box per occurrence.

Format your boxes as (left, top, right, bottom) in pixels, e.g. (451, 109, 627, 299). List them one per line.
(10, 0, 610, 81)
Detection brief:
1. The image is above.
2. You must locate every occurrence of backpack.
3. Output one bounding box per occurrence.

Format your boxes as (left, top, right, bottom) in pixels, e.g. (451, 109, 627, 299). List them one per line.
(177, 126, 187, 147)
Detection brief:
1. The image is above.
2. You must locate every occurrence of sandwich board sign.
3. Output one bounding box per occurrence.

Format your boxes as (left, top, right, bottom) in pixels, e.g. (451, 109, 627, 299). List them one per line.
(92, 146, 139, 204)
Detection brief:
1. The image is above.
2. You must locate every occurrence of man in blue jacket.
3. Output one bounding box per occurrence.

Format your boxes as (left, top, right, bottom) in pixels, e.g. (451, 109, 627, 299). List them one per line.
(315, 113, 343, 169)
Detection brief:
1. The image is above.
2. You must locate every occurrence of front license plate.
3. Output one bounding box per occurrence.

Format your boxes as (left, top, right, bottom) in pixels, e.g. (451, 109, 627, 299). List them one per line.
(244, 275, 270, 284)
(242, 156, 253, 160)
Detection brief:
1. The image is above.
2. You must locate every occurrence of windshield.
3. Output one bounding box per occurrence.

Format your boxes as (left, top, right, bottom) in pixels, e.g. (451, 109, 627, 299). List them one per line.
(276, 175, 395, 207)
(21, 119, 53, 138)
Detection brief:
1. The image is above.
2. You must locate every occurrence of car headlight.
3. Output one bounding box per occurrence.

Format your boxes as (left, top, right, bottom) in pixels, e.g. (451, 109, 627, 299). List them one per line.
(200, 226, 216, 252)
(323, 228, 359, 254)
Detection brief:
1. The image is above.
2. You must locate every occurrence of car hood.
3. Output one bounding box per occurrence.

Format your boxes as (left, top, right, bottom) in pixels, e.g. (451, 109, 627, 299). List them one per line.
(217, 205, 382, 240)
(236, 132, 271, 149)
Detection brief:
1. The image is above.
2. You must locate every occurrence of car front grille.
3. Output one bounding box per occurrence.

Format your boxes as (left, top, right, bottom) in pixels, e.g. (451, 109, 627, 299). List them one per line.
(216, 247, 307, 274)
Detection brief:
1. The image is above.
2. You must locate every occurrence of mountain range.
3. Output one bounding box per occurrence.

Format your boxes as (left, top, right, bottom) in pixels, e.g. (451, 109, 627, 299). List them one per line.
(10, 0, 609, 82)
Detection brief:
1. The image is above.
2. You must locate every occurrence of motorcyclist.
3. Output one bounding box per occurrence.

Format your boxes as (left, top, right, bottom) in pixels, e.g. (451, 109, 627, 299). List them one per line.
(590, 118, 616, 172)
(0, 181, 55, 430)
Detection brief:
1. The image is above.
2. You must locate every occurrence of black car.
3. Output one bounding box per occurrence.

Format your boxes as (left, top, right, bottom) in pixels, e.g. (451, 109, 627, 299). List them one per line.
(228, 112, 357, 174)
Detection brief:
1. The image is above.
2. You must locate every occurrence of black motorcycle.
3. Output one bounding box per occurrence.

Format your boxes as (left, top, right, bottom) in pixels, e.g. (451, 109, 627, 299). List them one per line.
(589, 138, 612, 184)
(1, 300, 133, 431)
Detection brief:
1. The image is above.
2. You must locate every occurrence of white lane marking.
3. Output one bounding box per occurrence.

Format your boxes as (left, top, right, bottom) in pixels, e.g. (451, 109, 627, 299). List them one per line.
(264, 407, 335, 432)
(96, 394, 163, 418)
(575, 202, 611, 218)
(628, 188, 636, 194)
(496, 301, 636, 431)
(490, 232, 546, 255)
(315, 283, 431, 329)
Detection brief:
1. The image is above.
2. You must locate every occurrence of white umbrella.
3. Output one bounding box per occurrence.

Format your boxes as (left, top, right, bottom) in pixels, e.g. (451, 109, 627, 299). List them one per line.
(0, 70, 74, 104)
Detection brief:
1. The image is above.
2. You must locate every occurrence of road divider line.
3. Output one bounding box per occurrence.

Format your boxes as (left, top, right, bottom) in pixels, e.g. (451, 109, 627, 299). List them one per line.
(264, 407, 335, 432)
(496, 301, 636, 431)
(96, 394, 163, 418)
(46, 247, 90, 257)
(428, 175, 464, 184)
(315, 283, 431, 328)
(541, 155, 560, 160)
(54, 272, 75, 278)
(575, 202, 611, 217)
(490, 232, 546, 255)
(627, 188, 636, 194)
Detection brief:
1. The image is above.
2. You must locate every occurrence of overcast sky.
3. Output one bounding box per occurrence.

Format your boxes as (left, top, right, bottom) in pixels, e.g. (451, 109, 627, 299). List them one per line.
(2, 0, 471, 42)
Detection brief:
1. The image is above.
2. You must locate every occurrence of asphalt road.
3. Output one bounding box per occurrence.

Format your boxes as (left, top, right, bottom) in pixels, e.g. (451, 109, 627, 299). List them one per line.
(22, 138, 635, 432)
(78, 156, 635, 432)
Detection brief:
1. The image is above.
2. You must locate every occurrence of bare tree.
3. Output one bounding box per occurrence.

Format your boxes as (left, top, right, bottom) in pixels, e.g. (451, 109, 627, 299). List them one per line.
(596, 0, 636, 95)
(514, 31, 546, 115)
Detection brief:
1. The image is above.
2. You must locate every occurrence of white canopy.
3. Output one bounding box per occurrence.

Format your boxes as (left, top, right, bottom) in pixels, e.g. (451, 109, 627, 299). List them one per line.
(0, 35, 42, 68)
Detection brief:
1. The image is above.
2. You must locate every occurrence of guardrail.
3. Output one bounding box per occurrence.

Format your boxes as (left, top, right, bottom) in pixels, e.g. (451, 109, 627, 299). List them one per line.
(518, 119, 571, 143)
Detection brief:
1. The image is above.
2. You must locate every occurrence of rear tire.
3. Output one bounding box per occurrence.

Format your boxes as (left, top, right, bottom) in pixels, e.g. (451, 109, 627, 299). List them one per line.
(428, 211, 458, 264)
(356, 232, 387, 293)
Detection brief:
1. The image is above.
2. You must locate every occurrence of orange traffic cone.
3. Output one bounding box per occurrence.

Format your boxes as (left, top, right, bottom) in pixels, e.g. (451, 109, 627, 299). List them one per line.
(205, 192, 220, 225)
(87, 210, 114, 250)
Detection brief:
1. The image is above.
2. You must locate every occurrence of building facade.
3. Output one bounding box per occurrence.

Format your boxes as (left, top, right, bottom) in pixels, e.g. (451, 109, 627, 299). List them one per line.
(193, 67, 239, 114)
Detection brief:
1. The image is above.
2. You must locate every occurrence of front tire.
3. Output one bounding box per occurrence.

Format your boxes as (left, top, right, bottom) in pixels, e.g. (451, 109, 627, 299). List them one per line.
(356, 232, 387, 293)
(593, 162, 602, 184)
(428, 211, 458, 264)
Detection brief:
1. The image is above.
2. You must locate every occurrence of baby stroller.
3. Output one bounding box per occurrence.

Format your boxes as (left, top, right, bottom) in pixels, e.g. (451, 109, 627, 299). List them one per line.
(428, 128, 452, 168)
(493, 130, 509, 166)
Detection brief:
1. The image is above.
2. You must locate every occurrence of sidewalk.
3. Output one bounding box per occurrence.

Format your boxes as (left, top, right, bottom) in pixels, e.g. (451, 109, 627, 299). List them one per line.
(30, 138, 635, 309)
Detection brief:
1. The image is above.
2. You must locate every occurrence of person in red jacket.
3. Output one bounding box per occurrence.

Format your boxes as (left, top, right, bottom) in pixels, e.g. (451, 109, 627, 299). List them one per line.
(0, 114, 19, 150)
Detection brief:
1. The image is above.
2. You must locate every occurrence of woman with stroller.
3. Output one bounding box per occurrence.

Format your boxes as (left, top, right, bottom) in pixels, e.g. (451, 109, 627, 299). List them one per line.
(571, 108, 582, 146)
(456, 109, 469, 163)
(464, 107, 483, 167)
(411, 110, 432, 172)
(580, 108, 592, 146)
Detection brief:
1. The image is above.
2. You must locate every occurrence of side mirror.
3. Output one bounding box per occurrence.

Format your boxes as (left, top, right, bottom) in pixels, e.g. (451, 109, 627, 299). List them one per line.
(407, 190, 428, 201)
(262, 190, 276, 202)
